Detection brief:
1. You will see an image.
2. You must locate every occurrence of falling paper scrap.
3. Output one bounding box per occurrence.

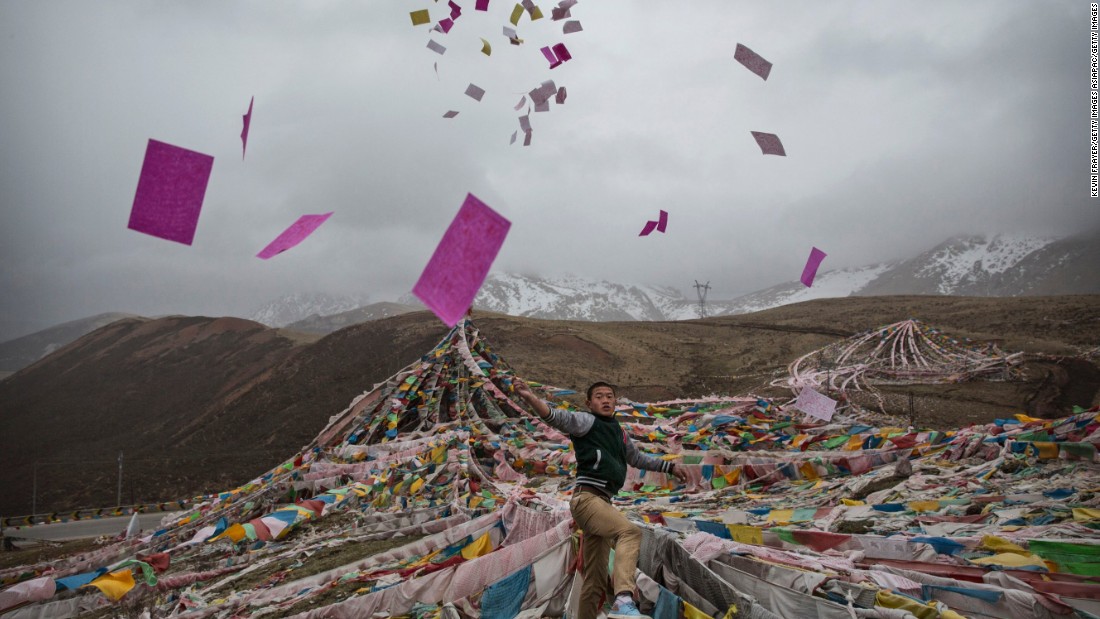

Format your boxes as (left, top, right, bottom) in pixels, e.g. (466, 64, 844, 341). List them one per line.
(480, 38, 492, 56)
(552, 42, 571, 61)
(528, 80, 556, 107)
(751, 131, 786, 156)
(734, 43, 772, 81)
(465, 83, 485, 101)
(476, 0, 489, 9)
(522, 0, 543, 20)
(514, 96, 526, 111)
(127, 139, 214, 246)
(437, 18, 454, 33)
(793, 386, 837, 422)
(540, 46, 560, 68)
(540, 43, 571, 68)
(410, 9, 430, 26)
(240, 96, 253, 160)
(509, 3, 523, 25)
(503, 25, 523, 45)
(427, 40, 446, 55)
(449, 0, 462, 19)
(551, 0, 576, 20)
(638, 210, 668, 236)
(510, 131, 517, 144)
(555, 86, 566, 104)
(801, 247, 827, 287)
(443, 110, 459, 118)
(563, 20, 582, 34)
(413, 193, 511, 326)
(257, 212, 334, 260)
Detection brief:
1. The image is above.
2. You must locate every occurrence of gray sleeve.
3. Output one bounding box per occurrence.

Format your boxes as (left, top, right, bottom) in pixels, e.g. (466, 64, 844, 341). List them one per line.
(541, 405, 595, 437)
(624, 435, 672, 473)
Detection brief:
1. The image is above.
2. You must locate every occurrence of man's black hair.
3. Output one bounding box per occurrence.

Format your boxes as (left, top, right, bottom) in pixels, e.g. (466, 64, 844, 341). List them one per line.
(586, 381, 617, 401)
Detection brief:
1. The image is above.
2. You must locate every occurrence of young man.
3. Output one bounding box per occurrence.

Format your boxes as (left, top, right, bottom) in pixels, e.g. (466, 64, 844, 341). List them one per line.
(514, 380, 688, 619)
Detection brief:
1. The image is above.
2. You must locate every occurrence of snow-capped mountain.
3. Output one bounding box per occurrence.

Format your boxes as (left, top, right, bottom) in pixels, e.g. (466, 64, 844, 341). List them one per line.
(401, 273, 701, 321)
(248, 293, 368, 328)
(719, 264, 896, 315)
(284, 302, 421, 334)
(857, 232, 1100, 297)
(397, 232, 1097, 323)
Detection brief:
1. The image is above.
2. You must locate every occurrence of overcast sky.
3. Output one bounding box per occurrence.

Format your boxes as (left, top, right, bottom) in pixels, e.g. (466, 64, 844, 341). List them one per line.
(1, 1, 1096, 340)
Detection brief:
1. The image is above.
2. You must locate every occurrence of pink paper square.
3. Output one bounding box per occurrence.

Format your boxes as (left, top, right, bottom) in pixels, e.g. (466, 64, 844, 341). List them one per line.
(794, 386, 836, 422)
(751, 131, 786, 156)
(734, 43, 773, 81)
(127, 139, 214, 245)
(413, 194, 511, 326)
(256, 212, 334, 259)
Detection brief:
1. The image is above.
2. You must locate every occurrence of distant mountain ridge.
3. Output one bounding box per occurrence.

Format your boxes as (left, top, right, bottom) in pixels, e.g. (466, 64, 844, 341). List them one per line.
(284, 302, 421, 334)
(858, 233, 1100, 297)
(3, 232, 1096, 364)
(248, 292, 368, 328)
(0, 312, 138, 377)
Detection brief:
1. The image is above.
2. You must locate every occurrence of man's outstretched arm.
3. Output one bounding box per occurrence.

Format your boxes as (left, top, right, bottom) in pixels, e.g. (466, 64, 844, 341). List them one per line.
(513, 380, 594, 436)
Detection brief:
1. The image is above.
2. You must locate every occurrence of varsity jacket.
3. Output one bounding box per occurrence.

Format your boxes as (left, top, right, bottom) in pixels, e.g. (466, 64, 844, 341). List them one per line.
(541, 403, 672, 496)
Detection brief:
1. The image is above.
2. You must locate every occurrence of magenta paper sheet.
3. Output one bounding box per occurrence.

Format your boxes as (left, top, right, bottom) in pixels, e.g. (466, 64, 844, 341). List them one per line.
(413, 194, 511, 326)
(801, 246, 827, 287)
(256, 212, 334, 259)
(127, 139, 214, 245)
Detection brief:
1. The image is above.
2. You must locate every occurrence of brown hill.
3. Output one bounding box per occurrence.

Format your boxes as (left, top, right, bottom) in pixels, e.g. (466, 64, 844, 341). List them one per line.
(1, 295, 1098, 516)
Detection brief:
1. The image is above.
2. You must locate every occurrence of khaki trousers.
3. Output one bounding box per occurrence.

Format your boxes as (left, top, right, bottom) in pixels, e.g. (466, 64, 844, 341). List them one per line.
(570, 489, 642, 619)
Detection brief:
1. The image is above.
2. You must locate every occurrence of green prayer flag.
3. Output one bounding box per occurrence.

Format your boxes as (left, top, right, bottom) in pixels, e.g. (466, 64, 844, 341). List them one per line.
(773, 528, 797, 544)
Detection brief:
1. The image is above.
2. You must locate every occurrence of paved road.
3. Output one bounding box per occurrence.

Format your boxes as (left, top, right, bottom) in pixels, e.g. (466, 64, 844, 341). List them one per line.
(4, 513, 176, 542)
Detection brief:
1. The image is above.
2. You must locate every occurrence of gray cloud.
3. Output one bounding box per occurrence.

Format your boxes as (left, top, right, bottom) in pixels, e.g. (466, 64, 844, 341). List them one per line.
(1, 0, 1095, 340)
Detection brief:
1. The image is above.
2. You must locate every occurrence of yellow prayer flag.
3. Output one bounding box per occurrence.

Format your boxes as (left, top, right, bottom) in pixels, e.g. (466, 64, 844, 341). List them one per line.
(1014, 413, 1043, 424)
(461, 531, 494, 560)
(1032, 442, 1059, 459)
(1073, 507, 1100, 521)
(841, 499, 865, 506)
(409, 478, 425, 494)
(798, 462, 820, 481)
(908, 500, 941, 513)
(971, 552, 1049, 569)
(209, 523, 248, 543)
(83, 569, 136, 601)
(767, 509, 794, 525)
(683, 601, 709, 619)
(724, 468, 741, 485)
(980, 535, 1029, 555)
(845, 435, 864, 451)
(727, 525, 763, 545)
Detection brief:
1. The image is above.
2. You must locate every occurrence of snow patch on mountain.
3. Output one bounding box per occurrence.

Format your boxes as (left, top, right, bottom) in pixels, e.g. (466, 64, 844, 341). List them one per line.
(722, 264, 895, 315)
(249, 293, 367, 327)
(915, 235, 1056, 293)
